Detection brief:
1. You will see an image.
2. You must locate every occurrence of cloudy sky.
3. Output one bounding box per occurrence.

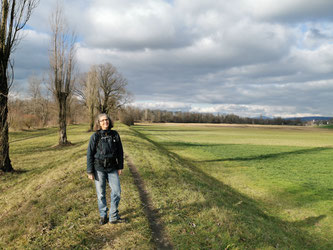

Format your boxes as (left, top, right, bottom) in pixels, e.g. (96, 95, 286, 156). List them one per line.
(12, 0, 333, 117)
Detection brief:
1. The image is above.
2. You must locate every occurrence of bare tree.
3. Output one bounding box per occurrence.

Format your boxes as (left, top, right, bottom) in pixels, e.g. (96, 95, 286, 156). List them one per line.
(75, 63, 131, 130)
(28, 73, 41, 114)
(28, 74, 50, 126)
(75, 66, 98, 131)
(49, 3, 76, 145)
(96, 63, 132, 116)
(0, 0, 39, 172)
(86, 69, 98, 130)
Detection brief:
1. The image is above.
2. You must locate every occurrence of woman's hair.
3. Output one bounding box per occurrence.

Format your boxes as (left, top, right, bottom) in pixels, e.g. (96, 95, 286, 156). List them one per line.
(93, 113, 114, 131)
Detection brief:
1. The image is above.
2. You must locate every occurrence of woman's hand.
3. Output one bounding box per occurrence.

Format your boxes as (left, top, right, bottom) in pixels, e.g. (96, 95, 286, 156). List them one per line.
(87, 173, 95, 180)
(118, 169, 122, 176)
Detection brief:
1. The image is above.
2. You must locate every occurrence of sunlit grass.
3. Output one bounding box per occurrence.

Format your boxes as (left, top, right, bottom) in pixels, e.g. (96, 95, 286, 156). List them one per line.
(2, 122, 333, 249)
(0, 124, 152, 249)
(128, 123, 333, 249)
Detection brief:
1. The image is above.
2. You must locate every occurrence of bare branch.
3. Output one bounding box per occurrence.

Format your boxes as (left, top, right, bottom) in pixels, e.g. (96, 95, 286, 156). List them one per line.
(0, 0, 39, 172)
(49, 1, 76, 145)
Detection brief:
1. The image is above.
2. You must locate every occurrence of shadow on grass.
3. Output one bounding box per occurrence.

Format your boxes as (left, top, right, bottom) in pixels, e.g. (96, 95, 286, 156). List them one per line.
(160, 141, 333, 163)
(0, 166, 143, 250)
(0, 169, 29, 175)
(272, 184, 333, 209)
(127, 156, 173, 249)
(3, 140, 89, 191)
(12, 140, 89, 156)
(201, 146, 333, 162)
(131, 128, 331, 249)
(12, 169, 29, 174)
(291, 215, 327, 227)
(9, 126, 81, 144)
(160, 142, 333, 206)
(119, 207, 136, 218)
(20, 128, 50, 132)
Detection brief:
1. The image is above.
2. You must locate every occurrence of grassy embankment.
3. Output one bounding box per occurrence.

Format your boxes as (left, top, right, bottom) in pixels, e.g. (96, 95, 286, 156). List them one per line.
(1, 123, 333, 249)
(126, 123, 333, 249)
(0, 124, 152, 249)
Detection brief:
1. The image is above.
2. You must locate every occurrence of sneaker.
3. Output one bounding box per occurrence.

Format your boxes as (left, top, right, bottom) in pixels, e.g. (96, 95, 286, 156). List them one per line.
(110, 217, 126, 224)
(99, 217, 108, 225)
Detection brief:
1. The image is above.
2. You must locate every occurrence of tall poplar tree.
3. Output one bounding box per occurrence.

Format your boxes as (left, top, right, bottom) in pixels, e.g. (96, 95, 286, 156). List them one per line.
(0, 0, 39, 172)
(49, 3, 76, 145)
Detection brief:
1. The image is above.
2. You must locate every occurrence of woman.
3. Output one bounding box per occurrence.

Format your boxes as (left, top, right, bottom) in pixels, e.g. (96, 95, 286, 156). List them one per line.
(87, 113, 124, 225)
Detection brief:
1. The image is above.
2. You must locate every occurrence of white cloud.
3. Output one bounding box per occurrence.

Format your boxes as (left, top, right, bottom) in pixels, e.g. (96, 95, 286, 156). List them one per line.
(82, 0, 188, 50)
(132, 101, 323, 118)
(132, 101, 192, 111)
(9, 0, 333, 117)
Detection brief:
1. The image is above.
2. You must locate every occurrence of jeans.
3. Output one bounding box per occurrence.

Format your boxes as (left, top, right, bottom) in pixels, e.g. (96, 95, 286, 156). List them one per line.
(94, 170, 121, 222)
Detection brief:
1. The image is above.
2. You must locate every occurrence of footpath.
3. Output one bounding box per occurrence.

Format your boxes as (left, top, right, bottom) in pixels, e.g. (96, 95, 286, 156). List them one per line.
(126, 155, 173, 249)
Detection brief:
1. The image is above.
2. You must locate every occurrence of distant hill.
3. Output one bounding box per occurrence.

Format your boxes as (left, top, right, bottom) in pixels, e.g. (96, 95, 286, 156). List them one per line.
(251, 116, 333, 122)
(285, 116, 333, 121)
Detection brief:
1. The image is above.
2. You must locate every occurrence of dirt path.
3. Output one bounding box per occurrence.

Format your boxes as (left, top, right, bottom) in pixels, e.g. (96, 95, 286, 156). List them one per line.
(126, 155, 173, 249)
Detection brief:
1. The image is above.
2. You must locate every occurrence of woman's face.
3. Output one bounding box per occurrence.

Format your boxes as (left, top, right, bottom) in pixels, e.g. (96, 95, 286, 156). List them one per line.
(99, 116, 109, 130)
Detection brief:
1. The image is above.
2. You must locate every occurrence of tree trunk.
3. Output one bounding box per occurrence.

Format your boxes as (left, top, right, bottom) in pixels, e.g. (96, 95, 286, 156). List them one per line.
(98, 103, 107, 114)
(41, 100, 49, 127)
(0, 72, 13, 172)
(0, 0, 12, 172)
(58, 92, 68, 145)
(89, 104, 94, 131)
(0, 0, 39, 172)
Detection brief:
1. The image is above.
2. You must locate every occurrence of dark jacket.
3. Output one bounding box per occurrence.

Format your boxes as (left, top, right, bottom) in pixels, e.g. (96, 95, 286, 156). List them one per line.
(87, 129, 124, 173)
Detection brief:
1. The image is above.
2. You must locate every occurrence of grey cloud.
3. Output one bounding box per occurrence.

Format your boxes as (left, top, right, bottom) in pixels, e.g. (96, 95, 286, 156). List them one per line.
(303, 24, 333, 49)
(12, 30, 49, 85)
(247, 0, 333, 23)
(9, 0, 333, 117)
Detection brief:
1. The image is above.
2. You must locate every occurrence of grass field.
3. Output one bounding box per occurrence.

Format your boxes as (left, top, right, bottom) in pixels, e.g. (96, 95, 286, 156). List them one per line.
(1, 124, 153, 249)
(128, 123, 333, 249)
(1, 123, 333, 249)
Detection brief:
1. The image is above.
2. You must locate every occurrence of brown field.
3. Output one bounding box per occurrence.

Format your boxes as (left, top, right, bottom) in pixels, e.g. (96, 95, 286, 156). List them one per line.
(135, 122, 324, 131)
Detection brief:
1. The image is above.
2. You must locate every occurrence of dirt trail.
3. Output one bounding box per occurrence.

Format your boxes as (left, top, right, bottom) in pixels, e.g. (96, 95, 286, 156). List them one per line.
(126, 155, 173, 249)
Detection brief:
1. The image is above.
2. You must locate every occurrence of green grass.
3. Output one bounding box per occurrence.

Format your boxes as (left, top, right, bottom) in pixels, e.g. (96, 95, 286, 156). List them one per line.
(2, 123, 333, 249)
(0, 124, 153, 249)
(9, 126, 59, 143)
(126, 123, 333, 249)
(320, 125, 333, 129)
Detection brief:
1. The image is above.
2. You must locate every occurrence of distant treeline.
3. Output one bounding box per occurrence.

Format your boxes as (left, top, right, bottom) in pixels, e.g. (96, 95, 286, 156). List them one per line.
(120, 107, 305, 126)
(8, 96, 328, 130)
